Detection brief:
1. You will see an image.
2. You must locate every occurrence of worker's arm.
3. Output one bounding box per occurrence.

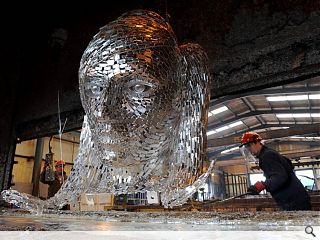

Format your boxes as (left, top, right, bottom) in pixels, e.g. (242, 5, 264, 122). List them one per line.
(261, 151, 289, 192)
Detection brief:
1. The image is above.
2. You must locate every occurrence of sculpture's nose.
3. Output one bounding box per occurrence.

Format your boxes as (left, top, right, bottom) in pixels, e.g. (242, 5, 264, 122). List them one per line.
(93, 106, 103, 119)
(94, 109, 113, 124)
(92, 92, 112, 120)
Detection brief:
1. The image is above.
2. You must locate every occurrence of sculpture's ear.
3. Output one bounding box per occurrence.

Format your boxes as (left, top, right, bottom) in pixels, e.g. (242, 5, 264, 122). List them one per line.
(178, 43, 210, 166)
(179, 43, 211, 103)
(171, 44, 211, 176)
(161, 44, 212, 207)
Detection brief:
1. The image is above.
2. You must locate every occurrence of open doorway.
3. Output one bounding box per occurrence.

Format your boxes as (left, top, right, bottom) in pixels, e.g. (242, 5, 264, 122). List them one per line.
(11, 131, 80, 199)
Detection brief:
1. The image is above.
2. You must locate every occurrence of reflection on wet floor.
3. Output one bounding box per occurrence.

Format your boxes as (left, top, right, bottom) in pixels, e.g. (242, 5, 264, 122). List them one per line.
(0, 209, 319, 231)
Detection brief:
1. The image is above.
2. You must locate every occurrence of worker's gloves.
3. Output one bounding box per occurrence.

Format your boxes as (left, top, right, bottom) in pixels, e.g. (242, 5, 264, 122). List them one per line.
(247, 181, 266, 195)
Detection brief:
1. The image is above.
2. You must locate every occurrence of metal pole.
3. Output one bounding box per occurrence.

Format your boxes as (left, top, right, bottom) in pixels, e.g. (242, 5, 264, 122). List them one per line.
(231, 174, 235, 197)
(224, 172, 229, 197)
(32, 138, 44, 196)
(312, 166, 318, 190)
(246, 163, 251, 187)
(239, 175, 243, 194)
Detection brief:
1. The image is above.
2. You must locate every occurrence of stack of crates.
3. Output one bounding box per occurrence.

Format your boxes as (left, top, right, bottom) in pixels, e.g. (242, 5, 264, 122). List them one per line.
(75, 193, 114, 211)
(94, 193, 114, 211)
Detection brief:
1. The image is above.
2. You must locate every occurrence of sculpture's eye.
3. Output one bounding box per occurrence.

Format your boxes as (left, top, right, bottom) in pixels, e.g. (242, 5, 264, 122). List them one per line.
(91, 85, 103, 95)
(84, 81, 104, 98)
(127, 80, 155, 97)
(130, 83, 151, 93)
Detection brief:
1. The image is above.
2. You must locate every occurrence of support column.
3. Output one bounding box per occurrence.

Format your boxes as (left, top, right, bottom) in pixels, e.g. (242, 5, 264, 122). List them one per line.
(32, 138, 44, 196)
(0, 139, 16, 192)
(0, 42, 19, 193)
(312, 166, 319, 190)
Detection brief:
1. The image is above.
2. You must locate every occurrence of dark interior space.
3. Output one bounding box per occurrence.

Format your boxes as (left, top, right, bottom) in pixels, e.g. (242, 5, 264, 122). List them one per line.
(0, 0, 319, 206)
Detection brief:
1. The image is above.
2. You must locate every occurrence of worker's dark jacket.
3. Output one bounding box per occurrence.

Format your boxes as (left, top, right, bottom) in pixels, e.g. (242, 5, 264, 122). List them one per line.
(258, 145, 311, 211)
(40, 171, 67, 198)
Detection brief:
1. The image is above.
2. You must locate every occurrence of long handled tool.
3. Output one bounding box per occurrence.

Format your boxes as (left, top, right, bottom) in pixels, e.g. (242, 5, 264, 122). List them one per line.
(215, 192, 250, 203)
(188, 192, 251, 210)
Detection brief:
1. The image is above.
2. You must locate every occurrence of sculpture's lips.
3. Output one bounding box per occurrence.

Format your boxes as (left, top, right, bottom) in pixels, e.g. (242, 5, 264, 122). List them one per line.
(96, 133, 135, 143)
(92, 133, 139, 153)
(103, 143, 133, 153)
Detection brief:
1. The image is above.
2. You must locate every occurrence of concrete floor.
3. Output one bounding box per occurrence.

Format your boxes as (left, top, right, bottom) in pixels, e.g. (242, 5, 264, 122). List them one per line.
(0, 209, 319, 231)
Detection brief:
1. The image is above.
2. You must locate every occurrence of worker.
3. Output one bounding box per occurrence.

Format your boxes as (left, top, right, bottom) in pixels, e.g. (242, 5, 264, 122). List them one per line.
(239, 132, 311, 211)
(40, 160, 68, 199)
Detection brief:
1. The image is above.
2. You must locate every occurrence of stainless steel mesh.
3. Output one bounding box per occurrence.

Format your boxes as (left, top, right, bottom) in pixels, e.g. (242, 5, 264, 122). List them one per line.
(2, 10, 212, 211)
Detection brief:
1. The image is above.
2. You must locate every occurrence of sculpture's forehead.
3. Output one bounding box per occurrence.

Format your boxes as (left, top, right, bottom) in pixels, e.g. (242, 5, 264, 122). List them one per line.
(82, 46, 177, 86)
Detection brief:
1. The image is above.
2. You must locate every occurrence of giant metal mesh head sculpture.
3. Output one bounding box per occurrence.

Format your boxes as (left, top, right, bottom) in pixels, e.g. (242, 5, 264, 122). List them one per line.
(1, 10, 211, 211)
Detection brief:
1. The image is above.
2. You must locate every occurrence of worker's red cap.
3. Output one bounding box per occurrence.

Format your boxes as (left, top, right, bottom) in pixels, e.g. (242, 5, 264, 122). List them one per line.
(239, 132, 262, 147)
(55, 160, 65, 166)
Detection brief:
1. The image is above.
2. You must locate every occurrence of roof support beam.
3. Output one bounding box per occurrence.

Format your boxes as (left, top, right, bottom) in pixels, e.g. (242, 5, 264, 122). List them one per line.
(208, 123, 320, 148)
(208, 109, 320, 131)
(16, 109, 84, 142)
(210, 85, 320, 107)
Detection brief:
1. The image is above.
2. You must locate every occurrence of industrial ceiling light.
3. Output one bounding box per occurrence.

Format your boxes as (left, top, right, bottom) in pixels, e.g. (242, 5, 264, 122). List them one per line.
(207, 121, 244, 136)
(221, 146, 239, 154)
(309, 94, 320, 99)
(267, 94, 320, 101)
(206, 130, 216, 136)
(208, 106, 228, 116)
(229, 121, 243, 128)
(276, 113, 320, 118)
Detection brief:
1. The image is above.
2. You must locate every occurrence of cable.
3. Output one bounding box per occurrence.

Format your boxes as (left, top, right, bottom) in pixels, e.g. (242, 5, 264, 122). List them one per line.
(57, 91, 68, 185)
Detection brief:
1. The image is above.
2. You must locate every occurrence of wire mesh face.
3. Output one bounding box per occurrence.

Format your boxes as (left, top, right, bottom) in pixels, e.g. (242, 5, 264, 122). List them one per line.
(79, 11, 181, 162)
(1, 10, 211, 211)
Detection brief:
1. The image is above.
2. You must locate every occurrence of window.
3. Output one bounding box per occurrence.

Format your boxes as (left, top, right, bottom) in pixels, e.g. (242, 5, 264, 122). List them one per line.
(295, 169, 315, 190)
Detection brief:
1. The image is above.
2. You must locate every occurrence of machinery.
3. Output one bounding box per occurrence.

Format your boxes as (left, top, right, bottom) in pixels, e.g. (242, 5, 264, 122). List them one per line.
(44, 136, 55, 182)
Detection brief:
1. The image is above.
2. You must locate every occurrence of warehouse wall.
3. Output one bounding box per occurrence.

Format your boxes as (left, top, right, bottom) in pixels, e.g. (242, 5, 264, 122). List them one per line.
(11, 132, 79, 197)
